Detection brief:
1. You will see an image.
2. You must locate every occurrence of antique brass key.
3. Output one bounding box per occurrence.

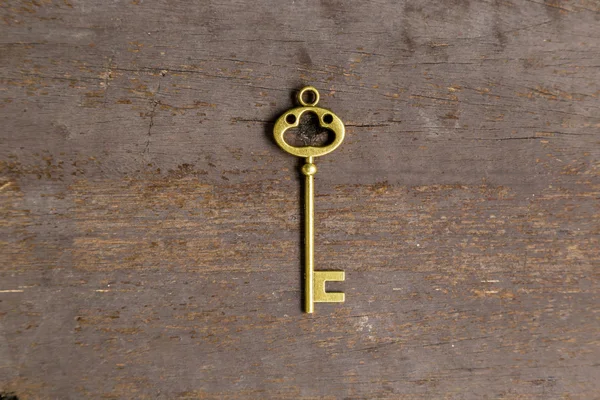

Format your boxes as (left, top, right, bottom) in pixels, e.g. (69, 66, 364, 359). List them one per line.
(273, 86, 345, 313)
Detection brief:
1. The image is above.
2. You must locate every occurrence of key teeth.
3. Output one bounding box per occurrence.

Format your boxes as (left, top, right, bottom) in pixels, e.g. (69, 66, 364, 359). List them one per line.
(314, 271, 345, 303)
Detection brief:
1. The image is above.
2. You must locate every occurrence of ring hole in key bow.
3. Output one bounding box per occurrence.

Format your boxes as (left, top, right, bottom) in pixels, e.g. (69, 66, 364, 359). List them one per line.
(283, 111, 336, 147)
(298, 87, 319, 107)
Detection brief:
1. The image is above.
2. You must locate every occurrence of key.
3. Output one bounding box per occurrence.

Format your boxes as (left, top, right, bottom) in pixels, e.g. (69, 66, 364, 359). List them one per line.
(273, 86, 346, 313)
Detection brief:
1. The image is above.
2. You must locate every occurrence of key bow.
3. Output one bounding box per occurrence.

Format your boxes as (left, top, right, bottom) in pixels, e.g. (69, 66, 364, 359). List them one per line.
(273, 86, 345, 159)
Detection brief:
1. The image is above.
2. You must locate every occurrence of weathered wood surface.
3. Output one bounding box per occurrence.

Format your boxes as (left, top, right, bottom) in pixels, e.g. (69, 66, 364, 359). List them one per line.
(1, 0, 599, 399)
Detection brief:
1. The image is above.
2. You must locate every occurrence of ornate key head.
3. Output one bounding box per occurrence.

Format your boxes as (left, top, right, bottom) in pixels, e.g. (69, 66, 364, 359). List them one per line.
(273, 86, 345, 158)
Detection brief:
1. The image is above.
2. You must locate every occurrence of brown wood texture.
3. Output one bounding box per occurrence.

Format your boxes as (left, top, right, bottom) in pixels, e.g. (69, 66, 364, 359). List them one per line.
(1, 0, 599, 399)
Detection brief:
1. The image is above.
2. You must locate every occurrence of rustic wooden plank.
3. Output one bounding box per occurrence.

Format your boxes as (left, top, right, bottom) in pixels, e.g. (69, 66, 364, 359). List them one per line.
(1, 0, 599, 399)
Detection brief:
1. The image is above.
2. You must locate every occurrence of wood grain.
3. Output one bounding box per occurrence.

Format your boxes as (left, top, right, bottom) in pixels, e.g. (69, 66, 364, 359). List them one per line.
(1, 0, 599, 399)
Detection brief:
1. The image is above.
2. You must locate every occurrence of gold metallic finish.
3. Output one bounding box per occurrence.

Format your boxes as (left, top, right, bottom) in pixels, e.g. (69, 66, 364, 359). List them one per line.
(304, 156, 315, 313)
(297, 86, 320, 106)
(273, 86, 346, 313)
(273, 107, 345, 158)
(301, 162, 317, 176)
(314, 271, 345, 303)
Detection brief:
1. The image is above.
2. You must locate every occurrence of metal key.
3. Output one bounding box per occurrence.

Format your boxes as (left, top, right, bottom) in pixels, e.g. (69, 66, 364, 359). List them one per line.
(273, 86, 345, 313)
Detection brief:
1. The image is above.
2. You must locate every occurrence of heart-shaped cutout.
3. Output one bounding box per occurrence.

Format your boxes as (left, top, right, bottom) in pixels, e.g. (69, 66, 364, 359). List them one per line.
(283, 111, 336, 147)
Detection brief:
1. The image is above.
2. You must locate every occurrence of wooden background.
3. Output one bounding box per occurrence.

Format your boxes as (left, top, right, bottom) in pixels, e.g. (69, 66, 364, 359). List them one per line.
(1, 0, 599, 399)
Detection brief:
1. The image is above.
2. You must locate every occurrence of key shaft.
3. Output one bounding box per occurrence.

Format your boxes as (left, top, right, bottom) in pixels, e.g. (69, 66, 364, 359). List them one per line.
(302, 157, 317, 313)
